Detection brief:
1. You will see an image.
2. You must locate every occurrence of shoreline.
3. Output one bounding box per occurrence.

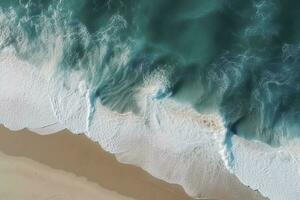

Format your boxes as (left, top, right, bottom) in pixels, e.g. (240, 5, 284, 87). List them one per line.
(0, 151, 135, 200)
(0, 125, 194, 200)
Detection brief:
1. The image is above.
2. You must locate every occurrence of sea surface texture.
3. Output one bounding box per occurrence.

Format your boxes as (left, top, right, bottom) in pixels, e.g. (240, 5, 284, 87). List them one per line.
(0, 0, 300, 199)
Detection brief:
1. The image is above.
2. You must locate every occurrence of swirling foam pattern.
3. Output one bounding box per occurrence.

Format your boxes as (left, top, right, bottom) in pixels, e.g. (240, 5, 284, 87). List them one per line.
(0, 0, 300, 199)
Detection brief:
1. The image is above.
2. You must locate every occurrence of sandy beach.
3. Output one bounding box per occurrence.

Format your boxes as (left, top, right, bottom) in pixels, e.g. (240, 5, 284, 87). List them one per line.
(0, 151, 135, 200)
(0, 125, 195, 200)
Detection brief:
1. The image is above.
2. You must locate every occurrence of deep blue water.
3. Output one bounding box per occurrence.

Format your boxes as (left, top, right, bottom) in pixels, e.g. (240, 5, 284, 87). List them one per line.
(1, 0, 300, 146)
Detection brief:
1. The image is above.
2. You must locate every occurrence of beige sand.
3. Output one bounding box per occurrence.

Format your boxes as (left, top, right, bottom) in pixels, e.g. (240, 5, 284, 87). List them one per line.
(0, 126, 195, 200)
(0, 151, 135, 200)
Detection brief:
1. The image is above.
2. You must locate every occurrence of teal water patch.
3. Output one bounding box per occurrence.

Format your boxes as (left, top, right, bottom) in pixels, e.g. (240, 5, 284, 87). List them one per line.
(1, 0, 300, 146)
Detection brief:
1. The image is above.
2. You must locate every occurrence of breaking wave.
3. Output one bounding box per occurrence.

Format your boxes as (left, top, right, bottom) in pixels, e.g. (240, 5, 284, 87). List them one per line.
(0, 0, 300, 199)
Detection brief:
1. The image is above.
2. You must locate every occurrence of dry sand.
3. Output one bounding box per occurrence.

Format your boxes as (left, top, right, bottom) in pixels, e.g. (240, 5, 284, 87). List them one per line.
(0, 125, 196, 200)
(0, 151, 135, 200)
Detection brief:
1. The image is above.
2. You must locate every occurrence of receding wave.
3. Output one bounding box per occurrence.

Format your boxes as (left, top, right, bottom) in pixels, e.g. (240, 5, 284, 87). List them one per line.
(0, 0, 300, 199)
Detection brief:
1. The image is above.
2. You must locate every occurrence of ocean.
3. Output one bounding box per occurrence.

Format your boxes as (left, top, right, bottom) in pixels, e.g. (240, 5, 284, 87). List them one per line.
(0, 0, 300, 199)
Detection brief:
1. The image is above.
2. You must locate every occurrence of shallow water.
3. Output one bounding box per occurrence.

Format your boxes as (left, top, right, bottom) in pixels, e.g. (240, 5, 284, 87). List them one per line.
(1, 1, 300, 199)
(1, 0, 300, 146)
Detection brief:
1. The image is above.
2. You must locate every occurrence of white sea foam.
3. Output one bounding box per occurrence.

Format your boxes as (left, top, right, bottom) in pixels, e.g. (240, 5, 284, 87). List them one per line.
(232, 136, 300, 200)
(0, 47, 63, 133)
(1, 46, 300, 200)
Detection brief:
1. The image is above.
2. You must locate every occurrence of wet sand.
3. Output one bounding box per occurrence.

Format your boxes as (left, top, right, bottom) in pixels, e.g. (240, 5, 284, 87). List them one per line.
(0, 125, 195, 200)
(0, 151, 135, 200)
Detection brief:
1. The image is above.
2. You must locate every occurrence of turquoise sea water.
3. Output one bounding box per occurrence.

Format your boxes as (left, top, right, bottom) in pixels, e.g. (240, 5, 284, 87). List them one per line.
(1, 0, 300, 147)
